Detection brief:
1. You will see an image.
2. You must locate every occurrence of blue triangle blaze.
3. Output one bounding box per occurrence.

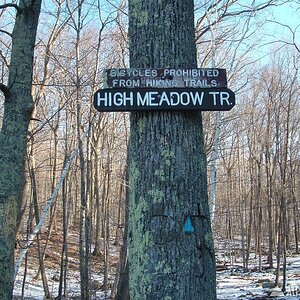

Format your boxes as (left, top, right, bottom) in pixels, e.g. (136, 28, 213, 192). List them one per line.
(184, 216, 194, 234)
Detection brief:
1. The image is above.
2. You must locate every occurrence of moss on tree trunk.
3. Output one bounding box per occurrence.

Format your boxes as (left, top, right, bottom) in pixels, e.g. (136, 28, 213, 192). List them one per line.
(0, 1, 41, 298)
(127, 1, 216, 299)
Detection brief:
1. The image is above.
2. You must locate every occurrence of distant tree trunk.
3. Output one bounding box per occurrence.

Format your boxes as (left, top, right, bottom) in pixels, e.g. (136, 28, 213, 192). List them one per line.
(78, 121, 90, 300)
(265, 141, 274, 268)
(114, 172, 126, 246)
(28, 150, 50, 298)
(245, 162, 254, 270)
(93, 151, 103, 256)
(0, 1, 41, 298)
(21, 200, 34, 299)
(77, 66, 90, 300)
(114, 163, 130, 300)
(209, 111, 222, 223)
(292, 191, 299, 254)
(57, 153, 69, 299)
(127, 1, 216, 299)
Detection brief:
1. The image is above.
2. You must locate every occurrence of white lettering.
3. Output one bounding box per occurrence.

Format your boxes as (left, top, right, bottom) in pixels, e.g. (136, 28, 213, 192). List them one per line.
(190, 79, 197, 87)
(192, 69, 199, 77)
(97, 93, 108, 107)
(111, 79, 140, 87)
(145, 79, 152, 87)
(165, 80, 174, 87)
(137, 92, 148, 106)
(151, 69, 158, 77)
(109, 69, 117, 77)
(182, 70, 189, 77)
(159, 92, 171, 106)
(190, 92, 204, 105)
(126, 69, 133, 76)
(211, 79, 217, 87)
(132, 79, 140, 87)
(108, 93, 112, 106)
(113, 92, 123, 106)
(207, 70, 213, 77)
(123, 92, 134, 106)
(112, 79, 119, 87)
(209, 91, 219, 105)
(156, 80, 164, 87)
(169, 69, 176, 77)
(149, 92, 159, 106)
(213, 69, 219, 77)
(184, 79, 190, 86)
(145, 79, 177, 88)
(184, 79, 213, 87)
(180, 92, 190, 105)
(119, 79, 126, 87)
(163, 69, 170, 77)
(170, 92, 180, 106)
(220, 92, 230, 105)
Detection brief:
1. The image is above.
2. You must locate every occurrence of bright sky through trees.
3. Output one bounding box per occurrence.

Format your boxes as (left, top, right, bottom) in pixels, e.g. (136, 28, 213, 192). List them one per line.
(265, 2, 300, 52)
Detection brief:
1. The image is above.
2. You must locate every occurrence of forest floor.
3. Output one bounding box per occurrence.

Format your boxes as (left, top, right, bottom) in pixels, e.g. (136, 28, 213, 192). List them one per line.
(215, 239, 300, 299)
(12, 230, 300, 299)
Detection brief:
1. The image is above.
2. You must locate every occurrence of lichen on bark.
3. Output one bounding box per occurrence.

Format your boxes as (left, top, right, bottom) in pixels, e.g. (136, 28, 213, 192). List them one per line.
(127, 1, 216, 299)
(0, 1, 42, 298)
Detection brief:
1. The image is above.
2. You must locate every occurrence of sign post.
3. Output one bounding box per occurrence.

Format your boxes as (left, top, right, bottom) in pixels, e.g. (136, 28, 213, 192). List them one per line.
(94, 68, 235, 112)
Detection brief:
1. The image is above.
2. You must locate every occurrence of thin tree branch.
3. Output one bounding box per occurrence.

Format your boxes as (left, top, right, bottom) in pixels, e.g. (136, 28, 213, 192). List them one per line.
(0, 29, 12, 37)
(196, 0, 279, 40)
(0, 83, 11, 98)
(265, 20, 300, 53)
(0, 48, 10, 69)
(0, 3, 22, 13)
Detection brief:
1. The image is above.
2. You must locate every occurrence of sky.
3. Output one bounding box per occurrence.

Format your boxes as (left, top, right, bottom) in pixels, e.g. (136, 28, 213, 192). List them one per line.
(265, 1, 300, 51)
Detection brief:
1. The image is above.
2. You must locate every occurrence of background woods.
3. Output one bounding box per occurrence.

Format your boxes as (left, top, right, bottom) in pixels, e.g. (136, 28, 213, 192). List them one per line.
(0, 0, 299, 299)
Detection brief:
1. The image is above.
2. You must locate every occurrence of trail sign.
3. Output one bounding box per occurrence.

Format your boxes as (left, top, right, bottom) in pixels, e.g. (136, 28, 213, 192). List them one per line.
(104, 68, 227, 89)
(93, 87, 235, 112)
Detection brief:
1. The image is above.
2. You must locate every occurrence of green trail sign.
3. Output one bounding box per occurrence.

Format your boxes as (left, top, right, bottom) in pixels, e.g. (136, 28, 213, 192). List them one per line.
(93, 87, 235, 112)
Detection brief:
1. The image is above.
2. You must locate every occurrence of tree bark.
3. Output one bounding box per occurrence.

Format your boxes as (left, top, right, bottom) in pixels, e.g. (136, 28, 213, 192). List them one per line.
(127, 1, 216, 299)
(0, 1, 41, 298)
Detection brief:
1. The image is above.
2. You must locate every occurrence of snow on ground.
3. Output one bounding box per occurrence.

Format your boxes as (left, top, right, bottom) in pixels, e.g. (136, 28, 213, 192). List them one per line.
(13, 267, 112, 299)
(217, 253, 300, 299)
(13, 232, 116, 300)
(13, 235, 300, 299)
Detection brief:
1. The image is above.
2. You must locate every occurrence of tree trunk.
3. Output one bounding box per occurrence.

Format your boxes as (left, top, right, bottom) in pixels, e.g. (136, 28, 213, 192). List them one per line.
(57, 169, 69, 299)
(28, 152, 50, 298)
(209, 111, 222, 223)
(127, 1, 216, 299)
(0, 1, 41, 298)
(114, 163, 130, 300)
